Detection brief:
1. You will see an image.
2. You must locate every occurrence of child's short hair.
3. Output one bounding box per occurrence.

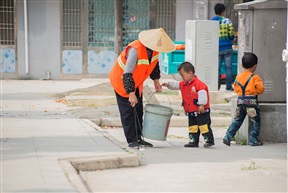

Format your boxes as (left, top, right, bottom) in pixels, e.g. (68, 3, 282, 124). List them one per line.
(214, 3, 225, 15)
(178, 61, 195, 73)
(242, 52, 258, 69)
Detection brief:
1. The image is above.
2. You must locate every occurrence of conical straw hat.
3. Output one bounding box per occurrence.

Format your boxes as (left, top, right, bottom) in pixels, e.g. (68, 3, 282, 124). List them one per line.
(139, 28, 175, 53)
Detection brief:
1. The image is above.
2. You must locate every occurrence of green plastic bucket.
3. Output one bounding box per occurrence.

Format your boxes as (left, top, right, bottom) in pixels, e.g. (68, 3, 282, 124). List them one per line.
(142, 104, 173, 141)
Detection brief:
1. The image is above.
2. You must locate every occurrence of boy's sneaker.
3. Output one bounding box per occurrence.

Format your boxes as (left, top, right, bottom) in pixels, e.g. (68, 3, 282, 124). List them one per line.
(223, 135, 231, 146)
(184, 142, 199, 148)
(138, 139, 153, 147)
(226, 87, 234, 91)
(248, 140, 263, 146)
(204, 142, 215, 148)
(128, 141, 141, 148)
(249, 137, 263, 146)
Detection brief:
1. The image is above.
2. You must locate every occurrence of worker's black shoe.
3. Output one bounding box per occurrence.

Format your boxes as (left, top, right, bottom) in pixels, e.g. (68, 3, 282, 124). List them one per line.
(138, 139, 153, 147)
(128, 142, 141, 148)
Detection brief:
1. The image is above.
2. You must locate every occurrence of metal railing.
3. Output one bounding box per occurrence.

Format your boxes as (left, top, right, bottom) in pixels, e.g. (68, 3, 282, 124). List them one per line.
(0, 0, 14, 46)
(88, 0, 114, 49)
(62, 0, 82, 48)
(152, 0, 176, 40)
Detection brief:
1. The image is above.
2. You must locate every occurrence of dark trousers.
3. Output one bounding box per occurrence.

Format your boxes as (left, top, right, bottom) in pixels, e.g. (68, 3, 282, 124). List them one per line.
(115, 90, 143, 143)
(188, 113, 214, 144)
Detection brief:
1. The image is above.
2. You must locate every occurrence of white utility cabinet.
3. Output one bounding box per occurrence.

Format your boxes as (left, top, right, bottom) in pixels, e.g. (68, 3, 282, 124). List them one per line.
(185, 20, 219, 91)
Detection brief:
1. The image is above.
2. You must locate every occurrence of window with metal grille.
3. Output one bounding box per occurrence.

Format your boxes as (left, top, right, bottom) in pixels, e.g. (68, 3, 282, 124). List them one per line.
(0, 0, 14, 46)
(122, 0, 149, 48)
(62, 0, 82, 48)
(88, 0, 115, 49)
(150, 0, 176, 41)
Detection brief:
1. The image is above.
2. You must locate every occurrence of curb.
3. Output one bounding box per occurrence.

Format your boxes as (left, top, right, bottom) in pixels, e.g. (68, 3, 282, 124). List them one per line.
(58, 159, 92, 193)
(58, 154, 139, 193)
(95, 116, 231, 128)
(69, 154, 139, 171)
(58, 119, 141, 193)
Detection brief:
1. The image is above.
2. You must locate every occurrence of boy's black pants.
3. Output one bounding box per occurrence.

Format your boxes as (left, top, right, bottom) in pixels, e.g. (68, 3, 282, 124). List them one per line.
(115, 90, 143, 144)
(188, 113, 214, 144)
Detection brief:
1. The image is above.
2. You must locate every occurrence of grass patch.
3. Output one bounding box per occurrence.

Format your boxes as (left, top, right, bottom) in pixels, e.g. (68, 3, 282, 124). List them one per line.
(234, 132, 247, 145)
(241, 160, 259, 170)
(224, 98, 230, 103)
(167, 135, 187, 139)
(156, 91, 178, 95)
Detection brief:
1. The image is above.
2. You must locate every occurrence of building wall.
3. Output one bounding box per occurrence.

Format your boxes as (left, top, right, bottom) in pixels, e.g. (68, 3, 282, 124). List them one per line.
(17, 0, 61, 79)
(175, 0, 193, 41)
(175, 0, 224, 41)
(11, 0, 238, 79)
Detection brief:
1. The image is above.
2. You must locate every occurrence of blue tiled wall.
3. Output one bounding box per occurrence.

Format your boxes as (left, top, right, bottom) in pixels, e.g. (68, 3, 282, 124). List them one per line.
(88, 50, 116, 74)
(1, 49, 16, 73)
(62, 50, 82, 74)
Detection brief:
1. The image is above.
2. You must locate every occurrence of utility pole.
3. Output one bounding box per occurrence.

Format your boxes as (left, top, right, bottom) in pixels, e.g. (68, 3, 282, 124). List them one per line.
(114, 0, 123, 56)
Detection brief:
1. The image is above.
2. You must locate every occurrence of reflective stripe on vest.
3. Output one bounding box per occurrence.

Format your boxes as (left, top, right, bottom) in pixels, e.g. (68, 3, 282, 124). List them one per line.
(109, 40, 159, 98)
(117, 54, 158, 70)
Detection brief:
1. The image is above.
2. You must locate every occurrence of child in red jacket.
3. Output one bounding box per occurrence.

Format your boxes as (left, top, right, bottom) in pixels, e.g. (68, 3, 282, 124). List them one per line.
(162, 62, 215, 148)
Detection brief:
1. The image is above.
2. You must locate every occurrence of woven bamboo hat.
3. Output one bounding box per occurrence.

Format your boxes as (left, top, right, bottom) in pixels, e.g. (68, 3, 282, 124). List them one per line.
(139, 28, 175, 53)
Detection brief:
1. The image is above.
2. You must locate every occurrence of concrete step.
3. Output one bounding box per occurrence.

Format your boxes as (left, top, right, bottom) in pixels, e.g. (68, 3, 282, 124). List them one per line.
(93, 115, 231, 128)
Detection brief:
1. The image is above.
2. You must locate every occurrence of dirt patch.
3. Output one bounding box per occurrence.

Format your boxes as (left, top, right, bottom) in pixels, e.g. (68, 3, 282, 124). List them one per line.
(55, 82, 114, 97)
(55, 82, 236, 108)
(64, 98, 117, 108)
(54, 82, 234, 125)
(55, 82, 116, 107)
(54, 82, 119, 123)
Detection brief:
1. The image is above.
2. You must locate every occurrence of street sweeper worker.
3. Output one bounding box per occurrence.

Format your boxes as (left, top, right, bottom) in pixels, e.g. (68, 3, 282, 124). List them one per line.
(109, 28, 175, 148)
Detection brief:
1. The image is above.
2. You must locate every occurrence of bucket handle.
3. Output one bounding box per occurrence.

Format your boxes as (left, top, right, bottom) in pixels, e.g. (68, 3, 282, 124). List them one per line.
(147, 91, 156, 103)
(147, 91, 173, 108)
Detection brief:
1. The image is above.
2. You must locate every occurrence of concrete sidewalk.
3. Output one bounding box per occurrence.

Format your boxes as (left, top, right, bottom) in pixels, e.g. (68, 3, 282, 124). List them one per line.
(1, 79, 130, 193)
(87, 126, 287, 192)
(1, 79, 287, 193)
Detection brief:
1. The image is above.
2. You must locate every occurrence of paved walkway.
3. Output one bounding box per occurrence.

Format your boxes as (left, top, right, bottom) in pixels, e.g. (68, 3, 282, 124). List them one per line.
(1, 79, 287, 193)
(89, 126, 287, 192)
(1, 79, 127, 193)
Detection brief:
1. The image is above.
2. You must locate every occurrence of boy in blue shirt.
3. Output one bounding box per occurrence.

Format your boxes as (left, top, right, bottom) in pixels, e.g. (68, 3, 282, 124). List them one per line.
(211, 3, 235, 91)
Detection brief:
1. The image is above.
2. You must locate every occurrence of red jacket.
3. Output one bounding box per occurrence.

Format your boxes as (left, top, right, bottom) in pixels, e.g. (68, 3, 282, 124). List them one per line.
(179, 76, 210, 113)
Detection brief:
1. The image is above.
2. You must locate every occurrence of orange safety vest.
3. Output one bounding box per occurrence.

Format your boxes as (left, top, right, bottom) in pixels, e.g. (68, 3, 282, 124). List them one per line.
(109, 40, 159, 98)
